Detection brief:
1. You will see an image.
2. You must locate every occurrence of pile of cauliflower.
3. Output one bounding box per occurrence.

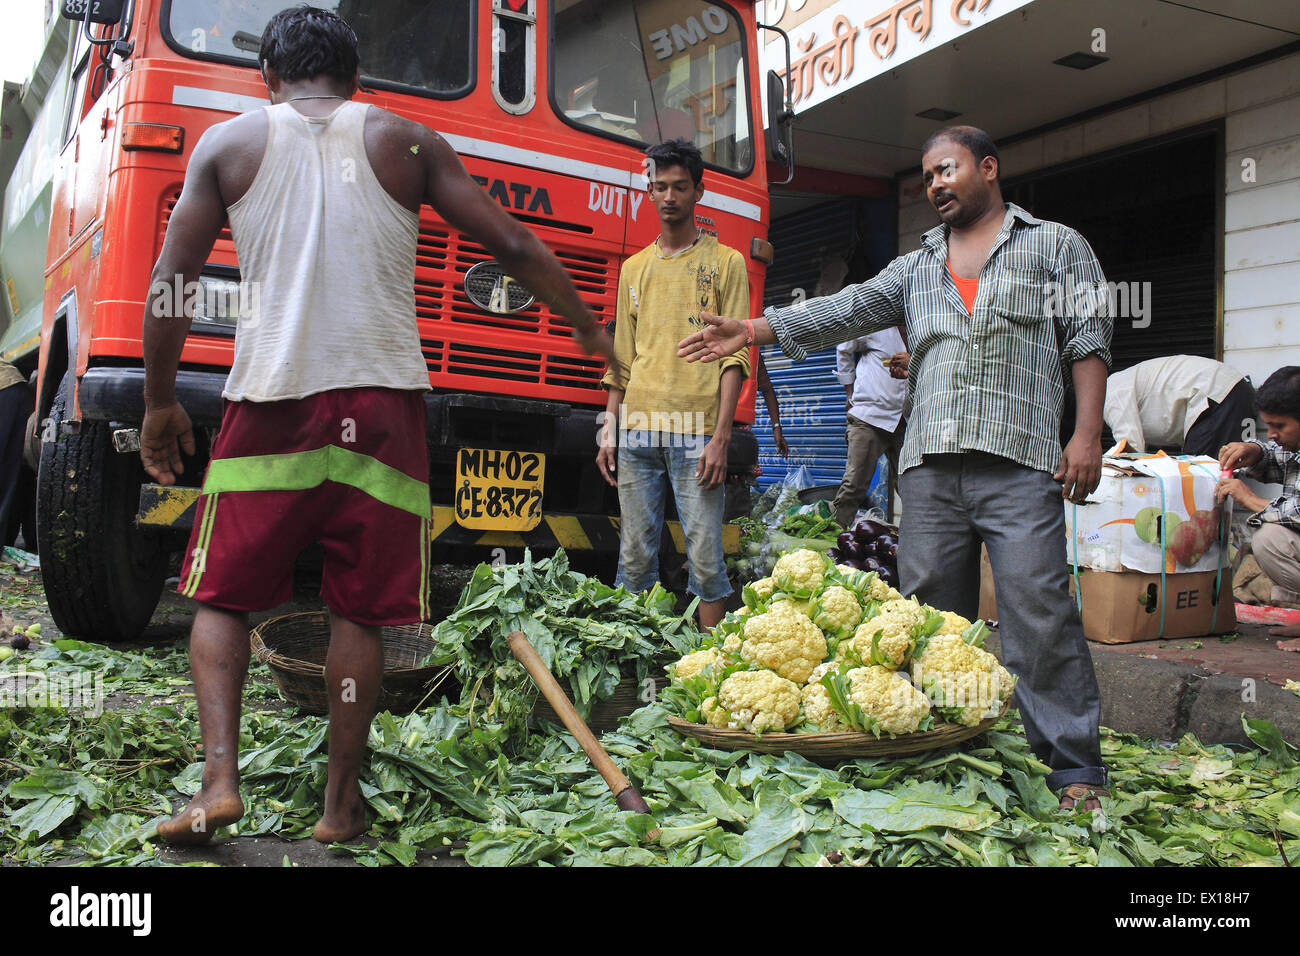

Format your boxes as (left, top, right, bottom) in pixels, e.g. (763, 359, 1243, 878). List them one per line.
(665, 549, 1016, 738)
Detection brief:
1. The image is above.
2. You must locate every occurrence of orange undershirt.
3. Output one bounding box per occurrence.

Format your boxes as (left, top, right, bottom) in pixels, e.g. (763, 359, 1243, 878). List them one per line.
(947, 261, 979, 316)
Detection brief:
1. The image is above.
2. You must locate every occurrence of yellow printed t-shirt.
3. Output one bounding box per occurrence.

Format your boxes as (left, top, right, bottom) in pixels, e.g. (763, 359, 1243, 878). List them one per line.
(601, 233, 751, 435)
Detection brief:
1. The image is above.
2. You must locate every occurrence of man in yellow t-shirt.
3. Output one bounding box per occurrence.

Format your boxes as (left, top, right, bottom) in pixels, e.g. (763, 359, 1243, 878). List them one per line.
(596, 139, 750, 628)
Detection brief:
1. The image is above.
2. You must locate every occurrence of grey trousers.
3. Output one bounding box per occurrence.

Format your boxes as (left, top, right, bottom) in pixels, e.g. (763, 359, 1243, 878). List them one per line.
(833, 415, 903, 529)
(899, 453, 1106, 790)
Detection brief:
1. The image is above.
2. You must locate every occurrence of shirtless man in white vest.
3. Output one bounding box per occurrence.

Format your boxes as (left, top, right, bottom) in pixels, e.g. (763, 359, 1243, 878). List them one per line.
(141, 6, 612, 844)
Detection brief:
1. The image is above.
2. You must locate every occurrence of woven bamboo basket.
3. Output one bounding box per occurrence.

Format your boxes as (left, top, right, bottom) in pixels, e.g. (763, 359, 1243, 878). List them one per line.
(532, 661, 667, 735)
(667, 700, 1010, 762)
(250, 611, 458, 715)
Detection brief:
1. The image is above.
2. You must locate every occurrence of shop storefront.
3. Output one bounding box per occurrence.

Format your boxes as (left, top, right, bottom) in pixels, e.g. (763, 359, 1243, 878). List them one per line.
(755, 0, 1300, 503)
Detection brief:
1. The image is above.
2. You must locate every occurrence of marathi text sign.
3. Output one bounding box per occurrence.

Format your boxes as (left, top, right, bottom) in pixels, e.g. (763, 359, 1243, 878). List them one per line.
(760, 0, 1037, 118)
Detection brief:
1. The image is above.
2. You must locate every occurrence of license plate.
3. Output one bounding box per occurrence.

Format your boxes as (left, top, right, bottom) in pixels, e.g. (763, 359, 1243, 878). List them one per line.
(454, 448, 545, 531)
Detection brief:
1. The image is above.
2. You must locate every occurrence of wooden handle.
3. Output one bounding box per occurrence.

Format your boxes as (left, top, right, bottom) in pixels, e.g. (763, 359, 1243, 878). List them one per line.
(506, 630, 653, 818)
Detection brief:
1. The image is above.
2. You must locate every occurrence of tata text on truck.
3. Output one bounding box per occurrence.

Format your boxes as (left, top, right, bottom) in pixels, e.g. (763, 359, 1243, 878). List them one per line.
(1, 1, 792, 640)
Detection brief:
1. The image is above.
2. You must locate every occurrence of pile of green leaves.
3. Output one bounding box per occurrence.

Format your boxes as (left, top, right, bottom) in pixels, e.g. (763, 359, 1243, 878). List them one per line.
(4, 622, 1299, 867)
(4, 641, 1299, 866)
(421, 550, 700, 742)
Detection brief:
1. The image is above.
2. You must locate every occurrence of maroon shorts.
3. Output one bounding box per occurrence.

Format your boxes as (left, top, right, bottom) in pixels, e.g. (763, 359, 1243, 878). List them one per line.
(178, 388, 431, 625)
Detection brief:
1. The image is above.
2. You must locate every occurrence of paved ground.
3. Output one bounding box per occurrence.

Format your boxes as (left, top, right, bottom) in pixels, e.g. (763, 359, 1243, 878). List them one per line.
(5, 549, 1299, 867)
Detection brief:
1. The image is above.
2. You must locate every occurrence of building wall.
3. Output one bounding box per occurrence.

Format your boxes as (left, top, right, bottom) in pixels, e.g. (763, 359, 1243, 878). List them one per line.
(895, 50, 1300, 390)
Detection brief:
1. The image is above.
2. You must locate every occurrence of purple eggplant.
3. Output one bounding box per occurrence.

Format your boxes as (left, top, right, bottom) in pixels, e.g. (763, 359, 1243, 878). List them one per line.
(845, 558, 869, 571)
(872, 533, 897, 555)
(878, 565, 897, 586)
(836, 532, 858, 557)
(861, 556, 885, 574)
(853, 519, 889, 544)
(884, 544, 898, 563)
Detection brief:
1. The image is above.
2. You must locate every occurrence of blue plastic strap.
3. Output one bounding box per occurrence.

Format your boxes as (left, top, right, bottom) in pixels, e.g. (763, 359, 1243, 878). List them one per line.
(1157, 478, 1168, 638)
(1070, 501, 1083, 615)
(1189, 460, 1227, 633)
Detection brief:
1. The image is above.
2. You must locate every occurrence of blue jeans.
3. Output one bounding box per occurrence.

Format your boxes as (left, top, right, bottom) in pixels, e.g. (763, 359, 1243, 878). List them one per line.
(899, 453, 1107, 791)
(615, 431, 731, 603)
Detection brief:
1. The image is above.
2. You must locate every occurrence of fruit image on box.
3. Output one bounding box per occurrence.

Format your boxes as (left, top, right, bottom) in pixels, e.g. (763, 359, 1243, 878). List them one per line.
(1064, 455, 1226, 574)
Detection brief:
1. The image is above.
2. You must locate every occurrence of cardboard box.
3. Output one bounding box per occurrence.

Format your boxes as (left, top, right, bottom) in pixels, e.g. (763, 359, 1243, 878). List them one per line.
(1065, 454, 1226, 574)
(1071, 568, 1236, 644)
(977, 547, 1235, 643)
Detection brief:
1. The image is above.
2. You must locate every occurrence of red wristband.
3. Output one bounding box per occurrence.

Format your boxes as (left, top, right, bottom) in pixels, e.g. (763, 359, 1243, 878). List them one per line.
(744, 319, 754, 346)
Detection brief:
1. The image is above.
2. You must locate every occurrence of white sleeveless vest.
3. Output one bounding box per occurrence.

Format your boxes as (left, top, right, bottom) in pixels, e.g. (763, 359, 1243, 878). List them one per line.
(223, 100, 430, 401)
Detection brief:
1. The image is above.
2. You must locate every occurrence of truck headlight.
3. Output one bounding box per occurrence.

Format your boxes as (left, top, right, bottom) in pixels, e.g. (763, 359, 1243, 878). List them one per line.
(189, 273, 243, 336)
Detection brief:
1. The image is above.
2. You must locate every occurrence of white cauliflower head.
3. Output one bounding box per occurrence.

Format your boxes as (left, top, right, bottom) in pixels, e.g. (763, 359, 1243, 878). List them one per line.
(800, 662, 845, 731)
(810, 585, 863, 638)
(869, 581, 902, 603)
(670, 647, 723, 683)
(713, 670, 802, 733)
(845, 598, 928, 669)
(911, 634, 1016, 727)
(844, 665, 931, 736)
(746, 576, 777, 605)
(934, 610, 974, 636)
(772, 549, 829, 599)
(740, 601, 828, 683)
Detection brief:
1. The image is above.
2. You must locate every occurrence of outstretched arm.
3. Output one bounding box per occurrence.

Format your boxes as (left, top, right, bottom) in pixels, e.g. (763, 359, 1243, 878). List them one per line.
(679, 256, 911, 364)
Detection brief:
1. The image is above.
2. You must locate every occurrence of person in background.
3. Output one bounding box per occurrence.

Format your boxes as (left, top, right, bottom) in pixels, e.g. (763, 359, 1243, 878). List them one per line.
(596, 138, 750, 630)
(0, 361, 32, 542)
(1105, 355, 1255, 456)
(1218, 366, 1300, 637)
(832, 328, 906, 529)
(754, 353, 788, 459)
(679, 125, 1113, 811)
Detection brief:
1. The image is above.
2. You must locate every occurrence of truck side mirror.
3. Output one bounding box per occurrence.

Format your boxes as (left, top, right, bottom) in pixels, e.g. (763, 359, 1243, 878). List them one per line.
(766, 69, 794, 169)
(60, 0, 127, 25)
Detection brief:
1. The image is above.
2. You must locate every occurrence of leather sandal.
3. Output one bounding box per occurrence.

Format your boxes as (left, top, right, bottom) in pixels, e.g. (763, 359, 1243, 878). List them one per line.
(1057, 783, 1109, 812)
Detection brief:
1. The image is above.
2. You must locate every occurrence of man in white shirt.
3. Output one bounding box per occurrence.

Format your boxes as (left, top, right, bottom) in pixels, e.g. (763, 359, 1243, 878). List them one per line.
(1104, 355, 1254, 455)
(832, 329, 907, 528)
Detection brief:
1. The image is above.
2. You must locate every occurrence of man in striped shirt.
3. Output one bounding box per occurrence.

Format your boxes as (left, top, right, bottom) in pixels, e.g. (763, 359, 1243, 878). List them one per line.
(679, 126, 1113, 811)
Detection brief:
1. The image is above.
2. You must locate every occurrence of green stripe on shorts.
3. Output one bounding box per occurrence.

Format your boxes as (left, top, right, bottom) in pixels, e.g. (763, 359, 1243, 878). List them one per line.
(202, 445, 429, 518)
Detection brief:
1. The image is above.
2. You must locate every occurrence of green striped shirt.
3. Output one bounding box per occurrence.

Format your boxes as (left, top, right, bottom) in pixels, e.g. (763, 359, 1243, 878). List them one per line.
(765, 203, 1112, 476)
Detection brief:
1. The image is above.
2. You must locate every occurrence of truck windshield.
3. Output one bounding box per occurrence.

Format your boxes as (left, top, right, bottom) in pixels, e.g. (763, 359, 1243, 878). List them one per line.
(552, 1, 752, 175)
(164, 0, 473, 97)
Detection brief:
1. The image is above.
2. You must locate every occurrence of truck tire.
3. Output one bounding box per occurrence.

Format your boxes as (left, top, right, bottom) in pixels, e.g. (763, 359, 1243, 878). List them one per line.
(36, 373, 167, 640)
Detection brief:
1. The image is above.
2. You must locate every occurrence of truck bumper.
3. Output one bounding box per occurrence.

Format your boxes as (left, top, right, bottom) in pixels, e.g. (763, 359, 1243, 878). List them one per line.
(137, 484, 742, 555)
(79, 369, 759, 475)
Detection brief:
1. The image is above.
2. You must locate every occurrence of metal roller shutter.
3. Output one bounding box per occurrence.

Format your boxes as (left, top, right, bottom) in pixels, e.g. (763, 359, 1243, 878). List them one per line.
(753, 198, 889, 511)
(1004, 130, 1219, 373)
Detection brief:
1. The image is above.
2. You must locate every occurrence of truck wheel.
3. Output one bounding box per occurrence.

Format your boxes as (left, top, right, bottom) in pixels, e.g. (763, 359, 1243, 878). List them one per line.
(36, 373, 167, 640)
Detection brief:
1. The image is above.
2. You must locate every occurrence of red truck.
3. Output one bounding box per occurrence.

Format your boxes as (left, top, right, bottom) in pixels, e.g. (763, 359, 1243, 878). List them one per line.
(13, 0, 787, 640)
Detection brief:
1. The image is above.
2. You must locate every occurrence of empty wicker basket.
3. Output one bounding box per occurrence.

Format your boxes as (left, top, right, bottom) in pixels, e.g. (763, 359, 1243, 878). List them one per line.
(250, 611, 458, 715)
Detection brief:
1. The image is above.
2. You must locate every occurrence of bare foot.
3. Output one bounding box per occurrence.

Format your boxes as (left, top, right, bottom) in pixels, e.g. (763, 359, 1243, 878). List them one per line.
(1269, 626, 1300, 645)
(313, 791, 368, 843)
(156, 788, 244, 845)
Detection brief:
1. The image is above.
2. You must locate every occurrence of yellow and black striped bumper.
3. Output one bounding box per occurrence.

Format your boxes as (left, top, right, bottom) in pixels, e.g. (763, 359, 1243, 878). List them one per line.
(137, 484, 741, 555)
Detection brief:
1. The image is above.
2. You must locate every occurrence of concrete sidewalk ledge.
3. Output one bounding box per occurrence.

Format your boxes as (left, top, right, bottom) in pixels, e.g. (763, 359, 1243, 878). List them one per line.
(984, 632, 1300, 748)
